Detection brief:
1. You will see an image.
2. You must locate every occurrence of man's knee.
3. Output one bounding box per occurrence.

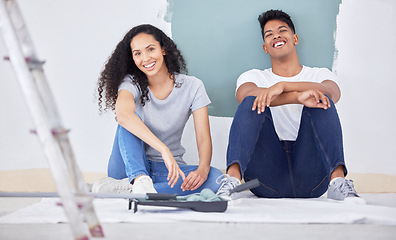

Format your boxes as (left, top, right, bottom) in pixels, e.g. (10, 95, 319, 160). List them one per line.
(236, 96, 273, 119)
(239, 96, 255, 107)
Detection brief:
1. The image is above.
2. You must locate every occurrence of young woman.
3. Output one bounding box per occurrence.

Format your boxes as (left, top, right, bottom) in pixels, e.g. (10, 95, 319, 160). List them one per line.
(94, 24, 222, 195)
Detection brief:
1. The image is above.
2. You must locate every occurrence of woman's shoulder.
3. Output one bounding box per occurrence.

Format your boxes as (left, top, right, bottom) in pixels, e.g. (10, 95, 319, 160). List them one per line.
(175, 73, 199, 81)
(174, 73, 204, 89)
(119, 74, 140, 88)
(120, 74, 134, 84)
(118, 74, 140, 96)
(174, 73, 210, 109)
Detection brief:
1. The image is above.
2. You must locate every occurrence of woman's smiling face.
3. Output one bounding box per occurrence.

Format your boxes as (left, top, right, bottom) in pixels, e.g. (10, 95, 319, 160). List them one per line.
(130, 33, 167, 77)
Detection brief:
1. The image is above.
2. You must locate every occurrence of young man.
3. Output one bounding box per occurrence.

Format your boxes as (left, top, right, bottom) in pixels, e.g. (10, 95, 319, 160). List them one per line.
(216, 9, 364, 203)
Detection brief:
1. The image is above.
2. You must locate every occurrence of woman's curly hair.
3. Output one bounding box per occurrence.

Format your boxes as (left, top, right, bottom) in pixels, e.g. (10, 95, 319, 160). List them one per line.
(97, 24, 187, 113)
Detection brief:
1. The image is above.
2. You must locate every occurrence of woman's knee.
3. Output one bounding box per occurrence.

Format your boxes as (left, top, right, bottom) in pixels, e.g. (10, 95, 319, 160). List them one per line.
(203, 167, 223, 191)
(208, 167, 223, 179)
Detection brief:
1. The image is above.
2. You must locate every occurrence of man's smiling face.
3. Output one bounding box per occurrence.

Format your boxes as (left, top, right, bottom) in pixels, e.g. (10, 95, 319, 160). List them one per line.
(262, 19, 299, 59)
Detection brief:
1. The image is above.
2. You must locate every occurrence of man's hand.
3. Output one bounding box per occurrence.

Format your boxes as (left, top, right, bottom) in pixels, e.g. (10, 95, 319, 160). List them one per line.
(252, 83, 284, 114)
(297, 89, 330, 109)
(181, 166, 209, 191)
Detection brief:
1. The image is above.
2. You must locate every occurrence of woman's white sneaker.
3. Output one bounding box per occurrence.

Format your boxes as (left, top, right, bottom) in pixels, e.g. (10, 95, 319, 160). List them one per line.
(91, 177, 132, 194)
(132, 175, 157, 193)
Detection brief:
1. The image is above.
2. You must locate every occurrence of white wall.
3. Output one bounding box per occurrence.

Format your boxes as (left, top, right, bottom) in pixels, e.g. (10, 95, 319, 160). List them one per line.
(334, 0, 396, 175)
(0, 0, 170, 172)
(0, 0, 395, 176)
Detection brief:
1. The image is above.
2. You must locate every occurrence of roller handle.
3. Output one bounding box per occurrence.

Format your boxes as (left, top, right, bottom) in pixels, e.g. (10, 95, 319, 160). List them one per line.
(146, 193, 177, 200)
(229, 179, 260, 194)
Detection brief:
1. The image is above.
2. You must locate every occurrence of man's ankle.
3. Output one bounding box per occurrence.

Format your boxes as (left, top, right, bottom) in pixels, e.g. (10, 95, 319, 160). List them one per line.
(330, 165, 345, 181)
(227, 163, 242, 180)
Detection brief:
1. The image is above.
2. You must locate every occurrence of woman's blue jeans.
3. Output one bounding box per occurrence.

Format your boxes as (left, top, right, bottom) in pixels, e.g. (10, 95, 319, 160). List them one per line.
(107, 125, 222, 196)
(227, 96, 346, 198)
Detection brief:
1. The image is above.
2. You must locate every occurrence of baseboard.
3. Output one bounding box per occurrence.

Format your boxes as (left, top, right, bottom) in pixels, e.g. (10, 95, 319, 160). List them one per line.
(0, 169, 395, 193)
(0, 169, 106, 192)
(346, 173, 396, 193)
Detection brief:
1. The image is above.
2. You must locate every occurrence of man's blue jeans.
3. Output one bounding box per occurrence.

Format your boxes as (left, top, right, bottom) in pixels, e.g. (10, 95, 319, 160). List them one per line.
(107, 125, 222, 196)
(227, 96, 346, 198)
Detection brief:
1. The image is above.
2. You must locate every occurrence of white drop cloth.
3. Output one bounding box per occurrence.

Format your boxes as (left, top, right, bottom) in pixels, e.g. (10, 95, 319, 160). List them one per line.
(1, 192, 395, 225)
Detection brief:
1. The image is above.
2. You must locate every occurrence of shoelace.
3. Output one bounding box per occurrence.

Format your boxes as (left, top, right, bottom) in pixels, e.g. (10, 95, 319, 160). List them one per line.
(333, 179, 357, 196)
(114, 184, 131, 193)
(216, 174, 230, 185)
(216, 174, 238, 195)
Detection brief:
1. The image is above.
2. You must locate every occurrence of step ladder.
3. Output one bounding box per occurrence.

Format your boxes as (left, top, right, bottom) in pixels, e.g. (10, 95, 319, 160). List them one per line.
(0, 0, 104, 239)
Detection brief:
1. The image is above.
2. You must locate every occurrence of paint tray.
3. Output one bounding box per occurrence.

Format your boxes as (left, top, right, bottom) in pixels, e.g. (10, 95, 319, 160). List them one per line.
(128, 179, 259, 213)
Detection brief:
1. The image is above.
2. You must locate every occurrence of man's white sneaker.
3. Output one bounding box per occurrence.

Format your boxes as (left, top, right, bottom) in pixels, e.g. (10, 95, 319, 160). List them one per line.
(91, 177, 132, 194)
(132, 175, 157, 194)
(327, 177, 366, 204)
(215, 174, 241, 196)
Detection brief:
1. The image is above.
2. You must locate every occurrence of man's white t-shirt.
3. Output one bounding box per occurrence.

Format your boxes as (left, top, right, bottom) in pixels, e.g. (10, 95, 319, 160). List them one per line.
(236, 66, 339, 141)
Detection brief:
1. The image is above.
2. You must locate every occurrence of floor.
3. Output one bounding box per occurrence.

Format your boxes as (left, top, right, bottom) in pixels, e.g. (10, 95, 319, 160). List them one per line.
(0, 194, 395, 240)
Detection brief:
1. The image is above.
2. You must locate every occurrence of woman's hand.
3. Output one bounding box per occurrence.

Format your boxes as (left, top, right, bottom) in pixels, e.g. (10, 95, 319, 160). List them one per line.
(181, 166, 209, 191)
(161, 148, 186, 188)
(252, 82, 284, 114)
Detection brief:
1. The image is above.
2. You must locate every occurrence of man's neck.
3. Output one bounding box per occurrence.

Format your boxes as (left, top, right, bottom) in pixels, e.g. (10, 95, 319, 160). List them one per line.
(270, 53, 302, 77)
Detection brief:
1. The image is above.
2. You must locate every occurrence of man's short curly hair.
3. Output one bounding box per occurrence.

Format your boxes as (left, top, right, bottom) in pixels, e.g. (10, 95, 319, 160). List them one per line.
(258, 9, 296, 41)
